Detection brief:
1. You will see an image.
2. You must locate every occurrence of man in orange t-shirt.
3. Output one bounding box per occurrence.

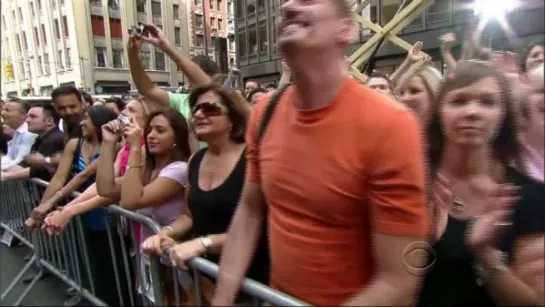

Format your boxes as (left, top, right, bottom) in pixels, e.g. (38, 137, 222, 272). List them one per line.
(212, 0, 429, 306)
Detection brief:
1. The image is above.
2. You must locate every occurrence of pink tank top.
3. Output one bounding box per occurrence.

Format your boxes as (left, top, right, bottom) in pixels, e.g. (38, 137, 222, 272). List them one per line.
(119, 136, 145, 242)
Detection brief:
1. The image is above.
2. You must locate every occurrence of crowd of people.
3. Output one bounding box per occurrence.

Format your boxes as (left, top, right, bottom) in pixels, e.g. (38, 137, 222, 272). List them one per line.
(1, 0, 544, 306)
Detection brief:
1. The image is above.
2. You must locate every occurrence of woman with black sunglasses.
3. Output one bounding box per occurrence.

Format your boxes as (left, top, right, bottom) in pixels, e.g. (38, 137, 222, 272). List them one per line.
(141, 83, 270, 302)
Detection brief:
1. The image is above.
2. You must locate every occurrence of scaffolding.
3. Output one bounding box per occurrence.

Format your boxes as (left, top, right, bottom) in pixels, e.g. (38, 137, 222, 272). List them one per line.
(347, 0, 433, 82)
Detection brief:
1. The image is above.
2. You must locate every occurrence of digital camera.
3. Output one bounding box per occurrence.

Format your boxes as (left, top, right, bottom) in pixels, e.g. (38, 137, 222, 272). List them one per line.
(118, 114, 133, 126)
(130, 24, 148, 37)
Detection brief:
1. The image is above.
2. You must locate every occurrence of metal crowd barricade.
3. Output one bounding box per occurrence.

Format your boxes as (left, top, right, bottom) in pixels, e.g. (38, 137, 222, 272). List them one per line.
(0, 178, 309, 306)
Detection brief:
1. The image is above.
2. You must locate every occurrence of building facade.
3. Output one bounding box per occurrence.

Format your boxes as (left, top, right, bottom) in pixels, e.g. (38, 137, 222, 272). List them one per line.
(1, 0, 193, 97)
(234, 0, 545, 85)
(188, 0, 236, 68)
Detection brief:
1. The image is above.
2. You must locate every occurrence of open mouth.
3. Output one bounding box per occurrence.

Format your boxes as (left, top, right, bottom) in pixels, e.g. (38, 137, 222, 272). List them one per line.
(280, 21, 311, 35)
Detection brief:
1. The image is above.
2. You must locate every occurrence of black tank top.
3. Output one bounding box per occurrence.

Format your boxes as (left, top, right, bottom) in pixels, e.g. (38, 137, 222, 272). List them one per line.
(187, 148, 270, 284)
(418, 167, 545, 306)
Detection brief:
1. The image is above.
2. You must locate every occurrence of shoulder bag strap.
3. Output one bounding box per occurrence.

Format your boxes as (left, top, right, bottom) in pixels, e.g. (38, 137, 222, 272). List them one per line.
(255, 83, 291, 147)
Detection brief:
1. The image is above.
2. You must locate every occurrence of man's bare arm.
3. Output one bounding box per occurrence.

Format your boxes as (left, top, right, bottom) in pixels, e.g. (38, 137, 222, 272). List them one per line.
(212, 182, 266, 305)
(344, 233, 427, 306)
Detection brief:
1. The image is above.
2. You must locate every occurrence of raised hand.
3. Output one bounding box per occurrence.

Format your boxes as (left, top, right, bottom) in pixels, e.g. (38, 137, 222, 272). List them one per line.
(101, 120, 122, 143)
(466, 184, 520, 254)
(408, 41, 425, 63)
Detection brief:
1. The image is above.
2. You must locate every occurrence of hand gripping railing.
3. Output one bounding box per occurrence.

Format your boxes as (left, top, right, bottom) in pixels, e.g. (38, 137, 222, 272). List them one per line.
(1, 178, 309, 306)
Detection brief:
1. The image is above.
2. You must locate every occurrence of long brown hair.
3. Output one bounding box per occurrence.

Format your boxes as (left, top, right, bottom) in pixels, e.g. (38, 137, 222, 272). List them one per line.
(426, 61, 522, 241)
(142, 108, 191, 184)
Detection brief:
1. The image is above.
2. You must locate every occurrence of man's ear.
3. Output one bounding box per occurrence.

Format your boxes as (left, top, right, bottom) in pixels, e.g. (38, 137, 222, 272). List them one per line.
(337, 18, 356, 45)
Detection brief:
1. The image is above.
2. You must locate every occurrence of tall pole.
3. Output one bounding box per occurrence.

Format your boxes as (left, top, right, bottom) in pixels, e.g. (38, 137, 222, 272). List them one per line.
(203, 0, 209, 56)
(79, 56, 86, 90)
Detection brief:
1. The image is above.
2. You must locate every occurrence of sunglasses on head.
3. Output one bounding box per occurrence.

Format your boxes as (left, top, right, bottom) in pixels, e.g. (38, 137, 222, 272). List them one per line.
(191, 101, 228, 117)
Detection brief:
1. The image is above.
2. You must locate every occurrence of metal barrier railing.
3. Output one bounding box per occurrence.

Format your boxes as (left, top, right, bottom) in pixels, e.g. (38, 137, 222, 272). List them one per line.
(0, 178, 309, 306)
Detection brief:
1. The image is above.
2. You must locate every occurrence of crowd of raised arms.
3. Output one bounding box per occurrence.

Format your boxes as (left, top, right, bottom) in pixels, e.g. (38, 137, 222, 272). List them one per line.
(1, 0, 543, 306)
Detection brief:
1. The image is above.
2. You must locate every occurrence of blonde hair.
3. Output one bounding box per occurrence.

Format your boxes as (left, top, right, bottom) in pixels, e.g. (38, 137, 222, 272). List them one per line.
(396, 64, 443, 100)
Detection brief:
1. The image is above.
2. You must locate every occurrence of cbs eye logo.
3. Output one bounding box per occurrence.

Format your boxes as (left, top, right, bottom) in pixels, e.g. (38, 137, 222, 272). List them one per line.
(401, 241, 437, 276)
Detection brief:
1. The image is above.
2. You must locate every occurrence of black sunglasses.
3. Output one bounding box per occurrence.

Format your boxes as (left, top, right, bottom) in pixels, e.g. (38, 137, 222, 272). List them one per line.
(191, 101, 228, 117)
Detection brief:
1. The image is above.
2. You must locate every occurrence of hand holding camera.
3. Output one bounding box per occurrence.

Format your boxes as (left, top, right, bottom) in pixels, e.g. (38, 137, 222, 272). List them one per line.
(128, 23, 169, 50)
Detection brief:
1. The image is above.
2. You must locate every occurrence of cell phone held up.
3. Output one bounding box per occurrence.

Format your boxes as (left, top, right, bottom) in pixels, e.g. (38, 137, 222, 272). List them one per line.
(129, 23, 149, 37)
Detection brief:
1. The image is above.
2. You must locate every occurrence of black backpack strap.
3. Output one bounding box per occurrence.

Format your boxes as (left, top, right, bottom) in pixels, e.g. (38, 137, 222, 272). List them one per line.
(256, 83, 291, 146)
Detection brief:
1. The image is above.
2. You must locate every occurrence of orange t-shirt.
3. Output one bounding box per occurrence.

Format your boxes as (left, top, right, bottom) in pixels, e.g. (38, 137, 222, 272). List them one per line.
(246, 78, 428, 305)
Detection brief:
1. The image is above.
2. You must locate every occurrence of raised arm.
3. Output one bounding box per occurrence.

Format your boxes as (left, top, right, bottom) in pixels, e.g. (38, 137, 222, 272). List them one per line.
(439, 33, 458, 73)
(96, 120, 123, 198)
(127, 38, 170, 107)
(127, 24, 212, 108)
(390, 41, 430, 87)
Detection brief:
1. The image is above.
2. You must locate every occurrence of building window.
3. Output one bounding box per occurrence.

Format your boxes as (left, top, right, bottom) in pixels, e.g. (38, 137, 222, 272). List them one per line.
(43, 53, 50, 74)
(211, 36, 216, 49)
(194, 0, 202, 6)
(109, 18, 122, 38)
(108, 0, 119, 9)
(136, 0, 146, 13)
(271, 16, 277, 54)
(113, 49, 123, 68)
(237, 32, 246, 57)
(228, 36, 235, 52)
(140, 50, 151, 69)
(62, 16, 69, 37)
(15, 34, 21, 52)
(18, 8, 24, 22)
(155, 50, 165, 70)
(173, 4, 179, 19)
(55, 19, 61, 39)
(247, 0, 256, 15)
(95, 47, 107, 67)
(37, 56, 43, 75)
(248, 26, 257, 55)
(195, 14, 203, 27)
(151, 1, 162, 17)
(31, 3, 36, 16)
(60, 0, 65, 5)
(217, 0, 222, 10)
(91, 15, 106, 36)
(58, 50, 64, 70)
(22, 32, 28, 50)
(257, 0, 265, 11)
(41, 25, 47, 43)
(34, 27, 40, 46)
(258, 21, 268, 53)
(174, 27, 181, 45)
(19, 62, 26, 79)
(236, 0, 243, 18)
(37, 0, 42, 12)
(218, 18, 222, 31)
(211, 17, 215, 29)
(66, 48, 71, 69)
(427, 0, 449, 23)
(90, 0, 101, 6)
(195, 34, 204, 47)
(210, 0, 214, 10)
(228, 1, 233, 15)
